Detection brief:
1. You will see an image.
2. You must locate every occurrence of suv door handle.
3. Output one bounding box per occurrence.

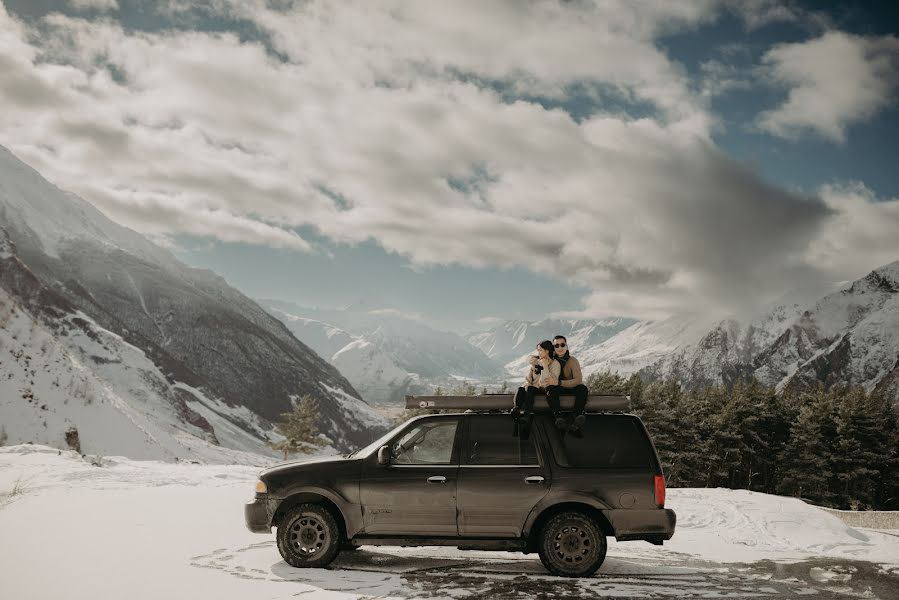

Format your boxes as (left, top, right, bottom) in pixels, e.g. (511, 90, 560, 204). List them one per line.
(427, 476, 447, 484)
(524, 476, 545, 484)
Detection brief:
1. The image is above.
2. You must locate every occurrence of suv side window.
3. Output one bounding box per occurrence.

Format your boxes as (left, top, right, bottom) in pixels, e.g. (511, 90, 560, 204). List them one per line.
(550, 415, 652, 468)
(392, 419, 459, 465)
(466, 415, 540, 466)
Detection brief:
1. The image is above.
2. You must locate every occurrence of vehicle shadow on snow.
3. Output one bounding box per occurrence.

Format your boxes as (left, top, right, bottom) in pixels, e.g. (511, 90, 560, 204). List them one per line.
(192, 543, 899, 599)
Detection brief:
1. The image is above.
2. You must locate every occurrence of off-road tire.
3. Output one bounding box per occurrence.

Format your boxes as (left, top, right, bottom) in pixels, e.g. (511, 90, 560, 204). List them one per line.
(276, 503, 341, 568)
(537, 511, 607, 577)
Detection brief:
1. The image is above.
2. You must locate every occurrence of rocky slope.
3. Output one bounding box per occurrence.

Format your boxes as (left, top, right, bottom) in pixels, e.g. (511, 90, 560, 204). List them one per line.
(0, 145, 387, 458)
(640, 262, 899, 403)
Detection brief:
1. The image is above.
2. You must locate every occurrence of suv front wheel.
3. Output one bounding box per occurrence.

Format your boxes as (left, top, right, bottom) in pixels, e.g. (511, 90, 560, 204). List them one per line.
(276, 503, 340, 568)
(537, 511, 607, 577)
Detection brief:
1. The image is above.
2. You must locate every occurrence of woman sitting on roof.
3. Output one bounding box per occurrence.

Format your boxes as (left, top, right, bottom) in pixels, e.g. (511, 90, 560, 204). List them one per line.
(510, 340, 560, 438)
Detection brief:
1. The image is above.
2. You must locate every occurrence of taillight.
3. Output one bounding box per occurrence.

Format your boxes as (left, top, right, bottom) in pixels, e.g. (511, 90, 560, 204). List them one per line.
(654, 474, 666, 507)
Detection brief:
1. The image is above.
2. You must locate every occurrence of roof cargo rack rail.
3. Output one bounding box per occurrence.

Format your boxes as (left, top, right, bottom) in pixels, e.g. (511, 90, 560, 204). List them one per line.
(405, 394, 631, 413)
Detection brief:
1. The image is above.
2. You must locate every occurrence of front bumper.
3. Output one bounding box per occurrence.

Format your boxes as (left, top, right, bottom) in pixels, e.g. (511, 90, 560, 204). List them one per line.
(605, 508, 677, 542)
(245, 496, 277, 533)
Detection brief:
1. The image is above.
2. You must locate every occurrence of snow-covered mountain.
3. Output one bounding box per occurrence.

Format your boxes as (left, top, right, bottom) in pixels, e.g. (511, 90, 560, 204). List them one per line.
(264, 300, 504, 404)
(467, 317, 636, 366)
(574, 314, 723, 377)
(639, 262, 899, 402)
(0, 145, 388, 459)
(753, 262, 899, 398)
(473, 265, 896, 406)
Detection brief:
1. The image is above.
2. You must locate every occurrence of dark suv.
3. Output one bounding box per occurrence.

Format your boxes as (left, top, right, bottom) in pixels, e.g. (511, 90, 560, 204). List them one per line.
(245, 409, 675, 577)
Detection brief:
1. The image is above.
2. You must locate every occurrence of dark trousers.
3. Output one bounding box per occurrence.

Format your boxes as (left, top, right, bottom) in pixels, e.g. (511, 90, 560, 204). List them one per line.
(512, 386, 545, 438)
(546, 384, 589, 414)
(513, 385, 546, 412)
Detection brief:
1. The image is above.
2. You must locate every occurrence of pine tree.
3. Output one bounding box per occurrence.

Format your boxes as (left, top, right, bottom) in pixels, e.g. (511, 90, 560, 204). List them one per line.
(639, 380, 689, 485)
(777, 385, 837, 506)
(453, 382, 477, 396)
(585, 370, 629, 395)
(879, 398, 899, 509)
(831, 387, 890, 509)
(667, 385, 713, 487)
(269, 395, 326, 459)
(689, 384, 729, 487)
(626, 374, 644, 412)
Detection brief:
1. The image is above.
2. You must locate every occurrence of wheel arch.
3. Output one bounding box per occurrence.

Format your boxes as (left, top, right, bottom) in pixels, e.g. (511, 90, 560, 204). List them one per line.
(524, 501, 614, 551)
(272, 490, 350, 542)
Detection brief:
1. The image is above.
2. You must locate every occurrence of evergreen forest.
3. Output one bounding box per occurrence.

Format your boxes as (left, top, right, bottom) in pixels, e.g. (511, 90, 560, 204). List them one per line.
(586, 372, 899, 510)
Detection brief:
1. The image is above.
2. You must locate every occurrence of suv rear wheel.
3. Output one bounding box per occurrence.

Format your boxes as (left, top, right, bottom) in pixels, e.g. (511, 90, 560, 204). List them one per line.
(537, 511, 607, 577)
(276, 503, 340, 568)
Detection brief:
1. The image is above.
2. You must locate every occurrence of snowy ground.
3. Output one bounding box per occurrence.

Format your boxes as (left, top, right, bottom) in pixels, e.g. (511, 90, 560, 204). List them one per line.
(2, 445, 898, 600)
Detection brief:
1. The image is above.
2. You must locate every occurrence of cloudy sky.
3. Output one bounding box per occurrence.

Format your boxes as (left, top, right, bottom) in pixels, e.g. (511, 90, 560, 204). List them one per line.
(1, 0, 898, 330)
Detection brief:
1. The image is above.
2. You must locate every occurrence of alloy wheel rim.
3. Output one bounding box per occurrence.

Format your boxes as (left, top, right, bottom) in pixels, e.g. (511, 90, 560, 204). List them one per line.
(289, 516, 328, 556)
(552, 524, 594, 564)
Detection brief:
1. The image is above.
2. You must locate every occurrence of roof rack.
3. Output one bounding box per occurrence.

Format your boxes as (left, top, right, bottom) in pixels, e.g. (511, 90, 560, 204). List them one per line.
(405, 393, 631, 413)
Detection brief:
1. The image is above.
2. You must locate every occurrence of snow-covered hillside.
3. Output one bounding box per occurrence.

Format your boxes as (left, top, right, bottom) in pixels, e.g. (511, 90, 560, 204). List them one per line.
(265, 301, 503, 404)
(0, 287, 274, 463)
(331, 339, 416, 403)
(0, 145, 388, 457)
(2, 445, 897, 600)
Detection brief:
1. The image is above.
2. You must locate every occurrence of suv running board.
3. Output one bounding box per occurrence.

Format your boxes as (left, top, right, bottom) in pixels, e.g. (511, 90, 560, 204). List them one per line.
(350, 537, 529, 551)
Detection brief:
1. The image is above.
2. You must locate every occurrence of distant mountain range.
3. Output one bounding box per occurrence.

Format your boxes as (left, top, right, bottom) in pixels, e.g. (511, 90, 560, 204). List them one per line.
(466, 317, 637, 366)
(471, 265, 898, 404)
(0, 146, 388, 461)
(3, 141, 893, 465)
(263, 300, 505, 405)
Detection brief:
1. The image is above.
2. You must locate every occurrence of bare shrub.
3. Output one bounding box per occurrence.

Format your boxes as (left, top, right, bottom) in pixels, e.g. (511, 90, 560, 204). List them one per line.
(64, 426, 81, 453)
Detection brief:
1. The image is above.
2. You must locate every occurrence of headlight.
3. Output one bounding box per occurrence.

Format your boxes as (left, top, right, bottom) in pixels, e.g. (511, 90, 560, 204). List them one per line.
(254, 480, 267, 494)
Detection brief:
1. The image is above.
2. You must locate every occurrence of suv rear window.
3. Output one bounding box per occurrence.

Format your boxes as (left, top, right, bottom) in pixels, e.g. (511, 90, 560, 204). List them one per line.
(466, 415, 539, 466)
(551, 415, 653, 469)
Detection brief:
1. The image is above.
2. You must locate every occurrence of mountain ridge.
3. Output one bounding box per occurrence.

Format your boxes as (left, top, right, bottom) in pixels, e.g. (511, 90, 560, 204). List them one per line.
(0, 145, 388, 459)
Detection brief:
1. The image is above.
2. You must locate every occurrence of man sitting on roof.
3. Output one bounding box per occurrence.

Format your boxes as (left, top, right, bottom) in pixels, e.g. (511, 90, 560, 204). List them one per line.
(545, 335, 589, 431)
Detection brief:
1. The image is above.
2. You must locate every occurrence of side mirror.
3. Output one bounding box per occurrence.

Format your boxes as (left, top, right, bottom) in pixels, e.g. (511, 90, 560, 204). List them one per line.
(377, 445, 390, 466)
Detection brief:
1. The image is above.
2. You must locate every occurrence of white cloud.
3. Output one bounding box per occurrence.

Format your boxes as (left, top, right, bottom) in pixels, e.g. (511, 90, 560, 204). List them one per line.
(69, 0, 119, 12)
(726, 0, 810, 30)
(804, 183, 899, 277)
(758, 31, 899, 142)
(0, 1, 893, 320)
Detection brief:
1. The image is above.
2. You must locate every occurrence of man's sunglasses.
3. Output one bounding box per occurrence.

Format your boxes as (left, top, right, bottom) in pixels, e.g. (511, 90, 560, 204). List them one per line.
(554, 343, 566, 348)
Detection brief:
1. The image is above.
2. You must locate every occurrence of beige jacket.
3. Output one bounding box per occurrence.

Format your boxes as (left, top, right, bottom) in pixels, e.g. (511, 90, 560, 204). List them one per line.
(525, 358, 560, 388)
(557, 354, 583, 388)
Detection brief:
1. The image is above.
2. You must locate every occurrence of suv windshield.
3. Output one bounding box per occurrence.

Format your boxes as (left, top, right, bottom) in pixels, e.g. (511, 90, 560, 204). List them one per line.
(350, 419, 410, 459)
